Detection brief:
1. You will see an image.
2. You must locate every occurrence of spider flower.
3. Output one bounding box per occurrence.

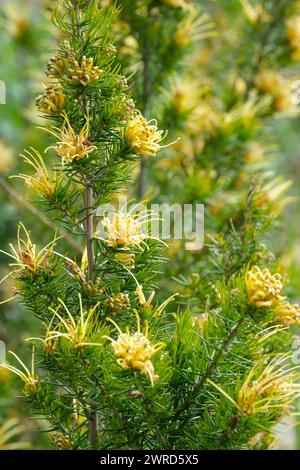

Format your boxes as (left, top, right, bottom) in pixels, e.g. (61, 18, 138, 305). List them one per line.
(106, 293, 130, 313)
(237, 358, 300, 415)
(239, 0, 269, 25)
(17, 148, 59, 198)
(0, 223, 56, 282)
(99, 202, 161, 250)
(252, 177, 293, 216)
(67, 56, 103, 86)
(286, 16, 300, 59)
(47, 114, 96, 165)
(173, 11, 215, 47)
(256, 70, 294, 112)
(51, 432, 73, 450)
(245, 266, 283, 308)
(273, 300, 300, 327)
(125, 113, 167, 157)
(1, 1, 30, 38)
(0, 349, 38, 395)
(105, 314, 163, 386)
(47, 55, 70, 78)
(30, 295, 101, 350)
(36, 85, 66, 115)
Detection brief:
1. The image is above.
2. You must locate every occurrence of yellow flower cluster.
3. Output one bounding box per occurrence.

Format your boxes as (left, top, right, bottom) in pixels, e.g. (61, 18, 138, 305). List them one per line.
(2, 223, 55, 277)
(36, 85, 66, 115)
(22, 151, 56, 197)
(107, 315, 163, 385)
(245, 266, 300, 326)
(240, 0, 269, 25)
(190, 103, 220, 135)
(51, 432, 72, 450)
(0, 350, 38, 396)
(286, 16, 300, 59)
(2, 1, 30, 39)
(47, 56, 70, 78)
(106, 293, 130, 313)
(252, 177, 293, 216)
(19, 149, 58, 198)
(125, 113, 166, 157)
(45, 297, 100, 350)
(50, 118, 96, 165)
(25, 169, 57, 198)
(174, 12, 214, 47)
(102, 211, 146, 249)
(67, 56, 103, 86)
(245, 266, 283, 308)
(238, 360, 297, 415)
(273, 301, 300, 327)
(256, 70, 294, 112)
(118, 97, 138, 121)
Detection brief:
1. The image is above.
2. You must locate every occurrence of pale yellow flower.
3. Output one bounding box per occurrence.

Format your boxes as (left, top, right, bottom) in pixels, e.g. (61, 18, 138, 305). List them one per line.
(47, 56, 70, 78)
(190, 103, 220, 135)
(163, 78, 201, 115)
(106, 293, 130, 313)
(125, 113, 166, 157)
(237, 359, 299, 415)
(256, 70, 294, 112)
(100, 206, 149, 249)
(244, 142, 266, 165)
(252, 177, 293, 216)
(0, 223, 56, 280)
(245, 266, 283, 308)
(1, 1, 30, 38)
(32, 296, 101, 350)
(67, 56, 103, 86)
(286, 16, 300, 59)
(36, 85, 66, 115)
(51, 432, 73, 450)
(106, 313, 163, 385)
(47, 114, 96, 165)
(239, 0, 269, 25)
(18, 148, 59, 198)
(174, 11, 215, 47)
(0, 349, 37, 396)
(273, 300, 300, 327)
(221, 95, 267, 130)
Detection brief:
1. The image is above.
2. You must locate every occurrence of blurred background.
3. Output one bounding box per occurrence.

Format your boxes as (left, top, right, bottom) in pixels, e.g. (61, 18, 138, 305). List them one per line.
(0, 0, 300, 450)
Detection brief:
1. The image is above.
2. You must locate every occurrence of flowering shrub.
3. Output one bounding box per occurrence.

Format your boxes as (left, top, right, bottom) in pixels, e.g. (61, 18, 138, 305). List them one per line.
(0, 0, 300, 451)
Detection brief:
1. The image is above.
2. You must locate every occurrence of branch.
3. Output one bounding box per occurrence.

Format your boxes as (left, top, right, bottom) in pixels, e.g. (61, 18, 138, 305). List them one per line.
(173, 317, 244, 421)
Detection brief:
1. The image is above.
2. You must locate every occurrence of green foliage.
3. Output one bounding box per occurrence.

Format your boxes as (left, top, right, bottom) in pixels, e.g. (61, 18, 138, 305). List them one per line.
(1, 0, 300, 451)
